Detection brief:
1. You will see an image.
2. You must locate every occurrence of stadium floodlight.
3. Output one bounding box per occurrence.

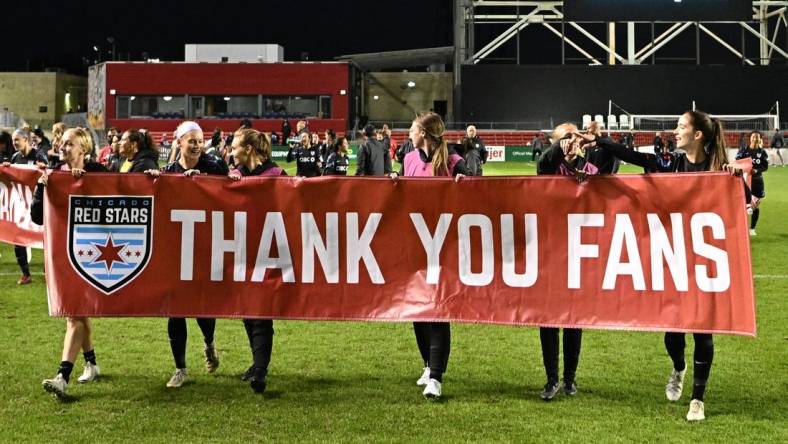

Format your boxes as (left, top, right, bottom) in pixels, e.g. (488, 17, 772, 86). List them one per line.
(163, 96, 172, 102)
(223, 97, 231, 101)
(130, 96, 136, 101)
(373, 95, 379, 100)
(407, 81, 416, 88)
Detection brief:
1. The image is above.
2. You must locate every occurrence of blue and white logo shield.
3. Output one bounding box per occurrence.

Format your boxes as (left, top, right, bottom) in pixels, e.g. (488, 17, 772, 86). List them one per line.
(67, 196, 154, 294)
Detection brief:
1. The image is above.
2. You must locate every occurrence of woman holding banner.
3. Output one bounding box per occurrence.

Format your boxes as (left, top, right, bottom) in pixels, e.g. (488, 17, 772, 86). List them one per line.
(228, 128, 285, 394)
(34, 128, 107, 398)
(534, 123, 588, 401)
(144, 121, 222, 388)
(393, 112, 468, 399)
(580, 110, 738, 422)
(2, 128, 48, 285)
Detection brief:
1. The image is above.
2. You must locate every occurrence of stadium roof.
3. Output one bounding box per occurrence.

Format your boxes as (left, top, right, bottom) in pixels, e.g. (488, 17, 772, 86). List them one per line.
(336, 46, 454, 71)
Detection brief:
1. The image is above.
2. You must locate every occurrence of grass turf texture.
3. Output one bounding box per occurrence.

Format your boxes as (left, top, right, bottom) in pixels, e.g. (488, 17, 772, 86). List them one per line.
(1, 162, 786, 443)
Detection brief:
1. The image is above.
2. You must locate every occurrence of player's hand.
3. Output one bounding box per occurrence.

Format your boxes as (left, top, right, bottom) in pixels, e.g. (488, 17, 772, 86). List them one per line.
(454, 173, 466, 183)
(37, 172, 49, 186)
(228, 172, 241, 181)
(71, 168, 86, 178)
(183, 169, 201, 177)
(723, 164, 743, 176)
(144, 169, 161, 177)
(388, 172, 399, 181)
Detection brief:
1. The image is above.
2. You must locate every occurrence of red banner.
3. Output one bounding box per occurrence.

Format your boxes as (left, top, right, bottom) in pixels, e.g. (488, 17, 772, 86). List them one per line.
(44, 171, 756, 336)
(0, 165, 44, 248)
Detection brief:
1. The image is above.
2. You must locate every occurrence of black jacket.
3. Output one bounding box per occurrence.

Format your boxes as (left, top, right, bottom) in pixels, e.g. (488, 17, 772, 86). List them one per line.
(31, 162, 108, 225)
(355, 137, 393, 176)
(462, 136, 488, 163)
(11, 148, 48, 166)
(597, 137, 709, 173)
(164, 153, 228, 175)
(124, 149, 159, 173)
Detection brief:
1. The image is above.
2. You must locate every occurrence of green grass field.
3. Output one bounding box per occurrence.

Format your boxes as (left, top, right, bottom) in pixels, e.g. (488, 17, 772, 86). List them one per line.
(1, 162, 786, 443)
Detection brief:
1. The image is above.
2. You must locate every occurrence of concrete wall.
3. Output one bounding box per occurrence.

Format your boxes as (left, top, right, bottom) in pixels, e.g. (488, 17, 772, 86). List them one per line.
(366, 72, 453, 125)
(0, 73, 86, 129)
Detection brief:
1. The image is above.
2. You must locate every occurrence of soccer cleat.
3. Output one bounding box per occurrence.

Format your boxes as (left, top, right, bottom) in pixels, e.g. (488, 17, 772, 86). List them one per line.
(249, 368, 267, 394)
(563, 380, 578, 396)
(166, 369, 188, 388)
(17, 274, 32, 285)
(77, 363, 100, 383)
(422, 378, 442, 399)
(749, 229, 757, 236)
(686, 399, 705, 421)
(540, 381, 561, 401)
(665, 368, 686, 402)
(416, 367, 431, 386)
(42, 374, 68, 398)
(241, 365, 255, 381)
(204, 344, 219, 373)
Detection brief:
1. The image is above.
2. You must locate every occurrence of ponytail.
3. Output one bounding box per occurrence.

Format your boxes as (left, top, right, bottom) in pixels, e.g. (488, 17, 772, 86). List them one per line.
(414, 112, 450, 176)
(686, 110, 728, 171)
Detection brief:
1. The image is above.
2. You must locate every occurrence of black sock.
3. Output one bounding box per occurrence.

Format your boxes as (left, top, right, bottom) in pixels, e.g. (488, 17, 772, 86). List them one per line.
(83, 349, 97, 366)
(196, 318, 216, 346)
(429, 371, 443, 383)
(58, 361, 74, 383)
(691, 334, 714, 401)
(14, 246, 30, 276)
(664, 333, 687, 372)
(540, 328, 560, 384)
(751, 208, 760, 229)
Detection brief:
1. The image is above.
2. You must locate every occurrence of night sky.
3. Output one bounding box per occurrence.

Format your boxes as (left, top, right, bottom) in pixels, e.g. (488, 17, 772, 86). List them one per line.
(5, 0, 453, 74)
(4, 1, 773, 75)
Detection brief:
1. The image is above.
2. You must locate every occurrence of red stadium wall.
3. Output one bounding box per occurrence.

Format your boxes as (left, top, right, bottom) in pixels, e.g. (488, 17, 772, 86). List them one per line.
(103, 62, 350, 134)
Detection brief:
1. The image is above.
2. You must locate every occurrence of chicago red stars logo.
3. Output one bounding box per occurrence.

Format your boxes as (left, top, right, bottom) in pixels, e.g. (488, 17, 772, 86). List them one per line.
(67, 195, 153, 294)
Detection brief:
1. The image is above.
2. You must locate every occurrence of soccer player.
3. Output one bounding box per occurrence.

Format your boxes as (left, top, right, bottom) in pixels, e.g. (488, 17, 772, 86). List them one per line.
(393, 112, 468, 399)
(145, 121, 222, 388)
(286, 132, 322, 177)
(584, 110, 738, 421)
(535, 123, 587, 401)
(35, 128, 108, 398)
(323, 136, 350, 176)
(736, 131, 769, 235)
(1, 128, 47, 285)
(228, 128, 285, 394)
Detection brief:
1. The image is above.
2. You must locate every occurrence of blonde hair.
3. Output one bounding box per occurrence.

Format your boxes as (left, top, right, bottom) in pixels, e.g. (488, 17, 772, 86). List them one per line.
(414, 112, 449, 176)
(64, 127, 94, 157)
(52, 122, 66, 146)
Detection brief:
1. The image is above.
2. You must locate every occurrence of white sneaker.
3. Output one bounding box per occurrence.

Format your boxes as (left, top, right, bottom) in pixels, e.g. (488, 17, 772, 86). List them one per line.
(749, 229, 757, 236)
(422, 378, 442, 399)
(416, 367, 431, 386)
(42, 374, 68, 398)
(665, 368, 686, 402)
(166, 368, 188, 388)
(77, 363, 100, 383)
(686, 399, 705, 421)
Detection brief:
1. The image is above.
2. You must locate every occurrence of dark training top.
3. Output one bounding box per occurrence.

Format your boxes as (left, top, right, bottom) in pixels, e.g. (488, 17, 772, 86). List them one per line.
(286, 144, 322, 177)
(164, 153, 228, 175)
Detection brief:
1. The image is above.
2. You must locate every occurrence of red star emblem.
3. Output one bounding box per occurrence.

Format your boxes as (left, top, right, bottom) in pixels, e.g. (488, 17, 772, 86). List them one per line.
(78, 250, 84, 257)
(135, 251, 141, 257)
(92, 236, 126, 271)
(87, 250, 93, 256)
(125, 251, 132, 257)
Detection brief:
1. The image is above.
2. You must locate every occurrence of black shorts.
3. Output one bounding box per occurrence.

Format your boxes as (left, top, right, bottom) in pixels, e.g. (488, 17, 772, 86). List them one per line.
(751, 175, 765, 199)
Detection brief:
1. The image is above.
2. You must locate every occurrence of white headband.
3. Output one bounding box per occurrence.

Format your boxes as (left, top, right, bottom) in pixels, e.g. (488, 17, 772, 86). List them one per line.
(175, 121, 203, 140)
